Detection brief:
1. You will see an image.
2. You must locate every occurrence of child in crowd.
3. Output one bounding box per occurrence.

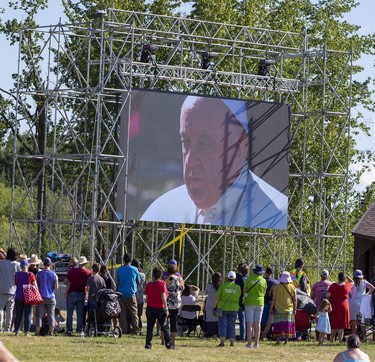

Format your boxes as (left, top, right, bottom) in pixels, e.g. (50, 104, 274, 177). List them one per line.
(315, 299, 332, 345)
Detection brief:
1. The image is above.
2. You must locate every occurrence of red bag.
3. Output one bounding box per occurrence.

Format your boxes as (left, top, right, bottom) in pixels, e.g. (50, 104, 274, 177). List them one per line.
(23, 284, 43, 305)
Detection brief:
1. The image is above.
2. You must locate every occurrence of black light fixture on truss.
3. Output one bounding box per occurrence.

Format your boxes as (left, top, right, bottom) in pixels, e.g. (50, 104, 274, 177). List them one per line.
(140, 43, 158, 63)
(201, 51, 218, 70)
(258, 58, 276, 76)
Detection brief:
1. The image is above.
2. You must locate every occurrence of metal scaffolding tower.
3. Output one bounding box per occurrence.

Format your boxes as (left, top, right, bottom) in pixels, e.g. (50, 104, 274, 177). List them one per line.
(10, 9, 352, 286)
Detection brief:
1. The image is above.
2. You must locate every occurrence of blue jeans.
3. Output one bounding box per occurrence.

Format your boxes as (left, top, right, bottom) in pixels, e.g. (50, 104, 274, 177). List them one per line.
(14, 300, 32, 333)
(88, 300, 96, 315)
(66, 292, 85, 332)
(238, 306, 246, 340)
(218, 311, 237, 339)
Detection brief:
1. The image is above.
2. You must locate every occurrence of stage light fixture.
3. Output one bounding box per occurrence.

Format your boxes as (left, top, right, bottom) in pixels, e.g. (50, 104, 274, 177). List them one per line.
(140, 44, 158, 63)
(201, 51, 218, 70)
(258, 58, 276, 76)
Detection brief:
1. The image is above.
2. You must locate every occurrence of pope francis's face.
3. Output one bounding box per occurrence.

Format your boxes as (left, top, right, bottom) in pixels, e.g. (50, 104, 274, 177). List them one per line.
(180, 97, 248, 209)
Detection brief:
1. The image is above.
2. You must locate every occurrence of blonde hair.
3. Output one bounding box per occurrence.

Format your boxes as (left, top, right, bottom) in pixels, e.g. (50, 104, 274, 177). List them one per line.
(319, 298, 331, 312)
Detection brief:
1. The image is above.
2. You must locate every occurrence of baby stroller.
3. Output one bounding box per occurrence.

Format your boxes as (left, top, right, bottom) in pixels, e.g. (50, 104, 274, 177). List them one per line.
(85, 289, 122, 338)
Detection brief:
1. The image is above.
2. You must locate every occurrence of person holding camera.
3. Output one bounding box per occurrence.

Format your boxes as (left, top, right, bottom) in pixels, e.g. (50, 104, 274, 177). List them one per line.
(325, 272, 353, 342)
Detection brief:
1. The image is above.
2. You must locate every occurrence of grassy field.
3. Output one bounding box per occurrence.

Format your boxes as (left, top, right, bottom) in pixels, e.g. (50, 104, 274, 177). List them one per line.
(1, 333, 375, 362)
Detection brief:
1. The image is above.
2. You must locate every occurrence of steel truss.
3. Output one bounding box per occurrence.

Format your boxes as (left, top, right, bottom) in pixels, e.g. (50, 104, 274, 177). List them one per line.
(10, 9, 352, 287)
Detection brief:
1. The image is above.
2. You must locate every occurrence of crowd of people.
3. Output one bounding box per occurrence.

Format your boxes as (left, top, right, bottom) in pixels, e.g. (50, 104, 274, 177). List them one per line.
(0, 247, 373, 360)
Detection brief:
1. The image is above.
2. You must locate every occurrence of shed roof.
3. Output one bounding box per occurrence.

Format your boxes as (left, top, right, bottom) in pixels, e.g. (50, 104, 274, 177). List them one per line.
(352, 200, 375, 241)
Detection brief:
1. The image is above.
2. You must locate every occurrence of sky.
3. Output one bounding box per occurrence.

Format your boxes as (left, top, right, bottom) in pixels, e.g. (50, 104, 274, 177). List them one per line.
(1, 1, 375, 191)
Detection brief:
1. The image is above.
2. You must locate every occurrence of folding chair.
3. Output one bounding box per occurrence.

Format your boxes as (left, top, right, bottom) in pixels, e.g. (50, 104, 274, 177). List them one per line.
(177, 305, 201, 337)
(356, 313, 373, 342)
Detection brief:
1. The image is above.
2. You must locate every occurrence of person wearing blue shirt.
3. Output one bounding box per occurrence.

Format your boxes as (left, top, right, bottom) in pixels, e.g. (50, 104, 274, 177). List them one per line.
(35, 257, 58, 336)
(116, 253, 141, 334)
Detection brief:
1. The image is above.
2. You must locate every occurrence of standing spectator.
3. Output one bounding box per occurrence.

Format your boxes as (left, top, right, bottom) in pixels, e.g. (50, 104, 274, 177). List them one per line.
(63, 256, 91, 335)
(326, 272, 353, 342)
(67, 257, 77, 273)
(310, 269, 332, 340)
(290, 258, 310, 295)
(144, 267, 172, 349)
(0, 248, 20, 333)
(99, 264, 116, 290)
(311, 269, 332, 306)
(214, 271, 241, 347)
(164, 263, 183, 347)
(260, 266, 279, 340)
(35, 257, 58, 336)
(235, 263, 248, 341)
(243, 264, 267, 348)
(28, 255, 41, 276)
(158, 259, 183, 336)
(348, 269, 374, 339)
(86, 263, 106, 314)
(270, 271, 297, 345)
(132, 258, 146, 333)
(116, 254, 140, 335)
(162, 259, 183, 281)
(202, 272, 222, 338)
(14, 259, 38, 336)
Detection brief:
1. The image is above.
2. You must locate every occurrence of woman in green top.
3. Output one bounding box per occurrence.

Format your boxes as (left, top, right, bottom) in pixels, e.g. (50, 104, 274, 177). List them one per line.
(214, 271, 241, 347)
(243, 264, 267, 348)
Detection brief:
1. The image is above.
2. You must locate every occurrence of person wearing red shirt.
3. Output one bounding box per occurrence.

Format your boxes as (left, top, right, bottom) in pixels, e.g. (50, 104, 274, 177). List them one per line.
(63, 256, 91, 335)
(144, 267, 172, 349)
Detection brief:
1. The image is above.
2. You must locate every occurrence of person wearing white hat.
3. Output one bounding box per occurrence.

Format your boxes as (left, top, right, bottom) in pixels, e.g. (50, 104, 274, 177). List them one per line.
(214, 271, 241, 347)
(28, 255, 42, 276)
(270, 271, 297, 345)
(310, 269, 333, 341)
(63, 256, 91, 335)
(141, 96, 288, 229)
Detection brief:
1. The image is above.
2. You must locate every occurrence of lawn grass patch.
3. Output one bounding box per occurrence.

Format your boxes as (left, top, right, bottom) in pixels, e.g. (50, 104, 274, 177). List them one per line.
(1, 334, 375, 362)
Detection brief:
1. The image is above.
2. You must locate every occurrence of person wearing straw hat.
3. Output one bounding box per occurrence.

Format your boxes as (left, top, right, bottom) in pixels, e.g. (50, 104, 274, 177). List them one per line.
(0, 248, 20, 333)
(270, 271, 297, 345)
(28, 255, 42, 276)
(63, 256, 91, 336)
(243, 264, 267, 348)
(141, 96, 288, 229)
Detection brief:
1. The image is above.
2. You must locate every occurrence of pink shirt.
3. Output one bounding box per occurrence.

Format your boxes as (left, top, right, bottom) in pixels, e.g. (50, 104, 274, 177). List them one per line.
(311, 280, 332, 305)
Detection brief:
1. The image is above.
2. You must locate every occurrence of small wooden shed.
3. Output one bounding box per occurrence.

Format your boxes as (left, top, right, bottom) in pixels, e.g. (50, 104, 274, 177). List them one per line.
(352, 200, 375, 279)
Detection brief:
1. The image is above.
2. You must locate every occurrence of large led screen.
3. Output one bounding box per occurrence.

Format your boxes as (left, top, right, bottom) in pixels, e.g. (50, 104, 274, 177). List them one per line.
(117, 90, 290, 229)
